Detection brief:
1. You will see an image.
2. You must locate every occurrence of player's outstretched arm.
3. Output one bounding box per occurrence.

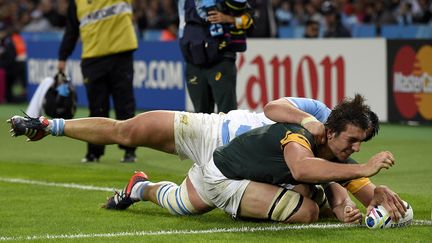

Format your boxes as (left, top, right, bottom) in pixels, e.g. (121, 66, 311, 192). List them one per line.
(285, 145, 396, 183)
(264, 98, 326, 144)
(324, 183, 362, 224)
(356, 184, 407, 222)
(361, 151, 395, 177)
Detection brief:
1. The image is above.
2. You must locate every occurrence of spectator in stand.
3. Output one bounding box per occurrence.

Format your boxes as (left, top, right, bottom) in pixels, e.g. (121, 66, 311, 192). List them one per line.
(341, 3, 359, 29)
(248, 0, 277, 37)
(414, 0, 432, 23)
(292, 0, 308, 26)
(40, 0, 66, 28)
(22, 9, 55, 32)
(159, 0, 178, 29)
(396, 1, 414, 25)
(370, 0, 397, 26)
(321, 1, 351, 38)
(303, 19, 320, 38)
(133, 0, 148, 38)
(160, 18, 178, 41)
(145, 0, 165, 29)
(11, 28, 28, 103)
(305, 1, 323, 25)
(275, 1, 293, 26)
(0, 21, 16, 103)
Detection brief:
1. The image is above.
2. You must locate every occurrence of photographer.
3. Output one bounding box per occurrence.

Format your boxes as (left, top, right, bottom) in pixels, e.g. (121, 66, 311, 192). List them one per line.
(178, 0, 254, 113)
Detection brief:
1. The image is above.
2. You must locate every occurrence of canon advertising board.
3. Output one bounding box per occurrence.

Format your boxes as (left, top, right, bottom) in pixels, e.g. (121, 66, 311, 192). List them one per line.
(235, 39, 387, 121)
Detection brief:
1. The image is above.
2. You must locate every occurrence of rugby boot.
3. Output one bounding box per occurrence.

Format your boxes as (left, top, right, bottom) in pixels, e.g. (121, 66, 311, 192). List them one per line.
(103, 171, 149, 210)
(7, 114, 50, 141)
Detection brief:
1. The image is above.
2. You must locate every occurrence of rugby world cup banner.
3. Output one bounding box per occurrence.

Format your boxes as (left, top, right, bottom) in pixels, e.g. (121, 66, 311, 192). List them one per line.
(26, 40, 185, 111)
(387, 40, 432, 124)
(234, 39, 388, 121)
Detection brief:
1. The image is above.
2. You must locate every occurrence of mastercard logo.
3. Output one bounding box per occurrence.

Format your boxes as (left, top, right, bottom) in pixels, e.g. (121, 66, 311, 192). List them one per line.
(392, 45, 432, 120)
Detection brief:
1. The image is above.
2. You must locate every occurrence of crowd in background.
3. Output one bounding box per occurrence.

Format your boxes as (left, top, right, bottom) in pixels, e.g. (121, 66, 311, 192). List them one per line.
(0, 0, 431, 103)
(0, 0, 431, 38)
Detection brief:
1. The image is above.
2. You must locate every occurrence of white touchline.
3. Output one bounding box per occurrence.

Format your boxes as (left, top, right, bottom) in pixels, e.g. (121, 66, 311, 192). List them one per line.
(0, 177, 431, 241)
(0, 177, 119, 192)
(0, 221, 431, 241)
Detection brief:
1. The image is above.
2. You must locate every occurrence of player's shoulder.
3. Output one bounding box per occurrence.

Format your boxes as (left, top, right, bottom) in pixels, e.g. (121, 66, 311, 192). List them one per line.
(273, 123, 316, 144)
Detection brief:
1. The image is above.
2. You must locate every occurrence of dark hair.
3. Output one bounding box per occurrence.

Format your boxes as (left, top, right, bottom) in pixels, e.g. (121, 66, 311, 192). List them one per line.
(325, 94, 379, 141)
(364, 110, 379, 141)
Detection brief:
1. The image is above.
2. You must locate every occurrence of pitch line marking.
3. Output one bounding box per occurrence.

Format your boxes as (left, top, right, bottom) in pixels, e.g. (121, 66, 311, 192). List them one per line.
(1, 178, 431, 241)
(0, 221, 431, 241)
(0, 177, 118, 192)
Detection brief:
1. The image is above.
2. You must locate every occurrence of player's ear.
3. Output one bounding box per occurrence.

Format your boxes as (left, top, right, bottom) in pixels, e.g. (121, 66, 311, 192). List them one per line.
(326, 128, 334, 140)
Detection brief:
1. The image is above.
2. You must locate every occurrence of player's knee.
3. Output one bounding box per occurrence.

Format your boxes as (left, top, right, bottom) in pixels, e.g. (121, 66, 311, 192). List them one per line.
(116, 120, 137, 147)
(155, 180, 199, 216)
(298, 200, 319, 223)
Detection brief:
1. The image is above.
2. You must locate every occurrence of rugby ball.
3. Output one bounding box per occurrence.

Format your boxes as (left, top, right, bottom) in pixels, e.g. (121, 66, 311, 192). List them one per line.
(365, 201, 413, 229)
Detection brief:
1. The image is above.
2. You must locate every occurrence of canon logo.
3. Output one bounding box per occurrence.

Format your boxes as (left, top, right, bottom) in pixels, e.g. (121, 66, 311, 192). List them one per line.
(237, 53, 346, 109)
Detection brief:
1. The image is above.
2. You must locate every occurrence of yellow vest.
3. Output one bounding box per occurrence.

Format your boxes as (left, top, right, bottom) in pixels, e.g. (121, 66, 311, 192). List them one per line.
(75, 0, 138, 58)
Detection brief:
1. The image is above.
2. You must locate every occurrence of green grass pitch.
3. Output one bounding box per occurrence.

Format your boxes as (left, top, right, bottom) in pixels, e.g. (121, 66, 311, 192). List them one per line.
(0, 104, 431, 242)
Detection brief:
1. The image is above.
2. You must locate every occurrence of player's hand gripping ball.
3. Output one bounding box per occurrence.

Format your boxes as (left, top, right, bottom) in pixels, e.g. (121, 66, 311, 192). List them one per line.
(365, 200, 413, 229)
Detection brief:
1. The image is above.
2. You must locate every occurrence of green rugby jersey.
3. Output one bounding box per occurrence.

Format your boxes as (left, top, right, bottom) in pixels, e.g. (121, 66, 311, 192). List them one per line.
(213, 123, 318, 185)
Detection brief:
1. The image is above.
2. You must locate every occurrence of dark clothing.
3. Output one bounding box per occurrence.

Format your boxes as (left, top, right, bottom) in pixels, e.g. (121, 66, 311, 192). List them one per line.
(323, 22, 352, 38)
(82, 51, 136, 157)
(58, 0, 80, 61)
(0, 35, 17, 102)
(186, 59, 237, 113)
(247, 0, 277, 38)
(214, 122, 358, 186)
(179, 0, 253, 113)
(58, 0, 137, 159)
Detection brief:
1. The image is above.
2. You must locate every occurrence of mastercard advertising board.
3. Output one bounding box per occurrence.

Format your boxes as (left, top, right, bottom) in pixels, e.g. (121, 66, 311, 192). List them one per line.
(388, 40, 432, 124)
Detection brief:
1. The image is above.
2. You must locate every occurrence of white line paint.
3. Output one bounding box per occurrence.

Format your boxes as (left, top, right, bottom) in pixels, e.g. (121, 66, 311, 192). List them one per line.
(0, 221, 430, 241)
(0, 177, 118, 192)
(0, 177, 431, 241)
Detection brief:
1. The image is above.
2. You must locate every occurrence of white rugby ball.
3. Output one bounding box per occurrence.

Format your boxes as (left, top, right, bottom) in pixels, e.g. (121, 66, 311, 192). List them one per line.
(365, 200, 413, 229)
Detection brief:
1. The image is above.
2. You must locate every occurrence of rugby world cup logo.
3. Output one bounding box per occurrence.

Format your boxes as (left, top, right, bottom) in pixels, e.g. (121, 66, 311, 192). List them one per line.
(392, 44, 432, 121)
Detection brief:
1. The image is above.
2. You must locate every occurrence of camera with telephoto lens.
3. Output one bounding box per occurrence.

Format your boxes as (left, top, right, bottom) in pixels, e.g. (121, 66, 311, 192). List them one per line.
(202, 0, 224, 36)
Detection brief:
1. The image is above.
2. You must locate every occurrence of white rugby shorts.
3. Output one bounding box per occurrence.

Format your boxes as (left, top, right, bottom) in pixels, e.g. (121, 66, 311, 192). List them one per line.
(202, 158, 250, 218)
(173, 110, 272, 212)
(173, 111, 224, 207)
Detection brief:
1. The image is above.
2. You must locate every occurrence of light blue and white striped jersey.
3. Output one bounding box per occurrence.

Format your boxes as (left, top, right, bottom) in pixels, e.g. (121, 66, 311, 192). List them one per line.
(220, 97, 331, 145)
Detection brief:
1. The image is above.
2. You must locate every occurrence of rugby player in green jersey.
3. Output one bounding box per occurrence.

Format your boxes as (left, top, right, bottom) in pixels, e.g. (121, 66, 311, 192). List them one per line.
(204, 94, 404, 223)
(8, 95, 405, 224)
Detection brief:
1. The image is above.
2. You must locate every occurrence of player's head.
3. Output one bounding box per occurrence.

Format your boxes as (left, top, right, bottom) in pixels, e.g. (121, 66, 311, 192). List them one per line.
(325, 94, 379, 160)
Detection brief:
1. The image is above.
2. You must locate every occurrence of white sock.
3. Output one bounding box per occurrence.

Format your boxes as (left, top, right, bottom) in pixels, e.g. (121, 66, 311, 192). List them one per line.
(130, 181, 150, 201)
(49, 118, 65, 136)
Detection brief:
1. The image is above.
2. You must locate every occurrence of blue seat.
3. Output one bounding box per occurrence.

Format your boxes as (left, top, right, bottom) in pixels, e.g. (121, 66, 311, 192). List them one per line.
(416, 25, 432, 38)
(293, 26, 306, 38)
(352, 24, 376, 37)
(142, 30, 162, 41)
(278, 26, 295, 38)
(381, 25, 419, 39)
(21, 31, 64, 42)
